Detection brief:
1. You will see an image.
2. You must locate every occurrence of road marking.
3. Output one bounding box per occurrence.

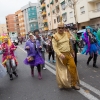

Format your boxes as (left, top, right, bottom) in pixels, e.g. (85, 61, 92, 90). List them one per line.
(45, 65, 99, 100)
(18, 46, 100, 100)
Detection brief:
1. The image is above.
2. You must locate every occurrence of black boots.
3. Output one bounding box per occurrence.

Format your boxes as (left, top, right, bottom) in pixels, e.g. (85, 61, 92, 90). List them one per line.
(9, 74, 13, 80)
(13, 72, 18, 77)
(93, 54, 98, 68)
(87, 56, 93, 65)
(87, 54, 98, 68)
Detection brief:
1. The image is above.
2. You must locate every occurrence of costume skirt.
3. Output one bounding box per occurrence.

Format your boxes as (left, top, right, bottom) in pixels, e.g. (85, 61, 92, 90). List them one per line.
(90, 43, 98, 54)
(24, 54, 44, 66)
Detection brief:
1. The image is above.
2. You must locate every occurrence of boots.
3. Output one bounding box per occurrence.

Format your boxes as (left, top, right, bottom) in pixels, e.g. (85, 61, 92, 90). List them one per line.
(9, 74, 13, 80)
(87, 56, 93, 65)
(93, 54, 98, 68)
(38, 72, 42, 80)
(13, 72, 18, 77)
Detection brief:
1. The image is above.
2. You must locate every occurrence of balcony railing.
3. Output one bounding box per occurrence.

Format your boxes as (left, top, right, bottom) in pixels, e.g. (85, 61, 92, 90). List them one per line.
(43, 19, 47, 23)
(89, 9, 100, 19)
(44, 27, 48, 31)
(41, 3, 46, 8)
(42, 11, 46, 16)
(88, 0, 99, 2)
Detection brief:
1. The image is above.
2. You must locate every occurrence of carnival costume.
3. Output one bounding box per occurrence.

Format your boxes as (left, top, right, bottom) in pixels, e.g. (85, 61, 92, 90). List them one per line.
(24, 34, 44, 79)
(81, 26, 100, 68)
(0, 34, 18, 80)
(52, 17, 80, 90)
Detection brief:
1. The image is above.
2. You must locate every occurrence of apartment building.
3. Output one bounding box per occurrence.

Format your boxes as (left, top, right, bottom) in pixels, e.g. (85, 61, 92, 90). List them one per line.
(6, 14, 16, 33)
(0, 24, 7, 35)
(15, 10, 26, 36)
(40, 0, 49, 31)
(76, 0, 100, 29)
(37, 0, 44, 31)
(41, 0, 100, 30)
(21, 2, 39, 34)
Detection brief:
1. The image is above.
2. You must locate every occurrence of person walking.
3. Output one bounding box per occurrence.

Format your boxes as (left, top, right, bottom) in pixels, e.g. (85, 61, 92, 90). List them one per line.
(82, 26, 100, 68)
(24, 33, 44, 79)
(34, 30, 47, 70)
(52, 19, 80, 90)
(47, 33, 56, 63)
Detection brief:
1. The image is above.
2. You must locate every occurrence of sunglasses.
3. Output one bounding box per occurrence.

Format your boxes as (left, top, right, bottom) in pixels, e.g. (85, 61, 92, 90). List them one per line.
(58, 27, 64, 29)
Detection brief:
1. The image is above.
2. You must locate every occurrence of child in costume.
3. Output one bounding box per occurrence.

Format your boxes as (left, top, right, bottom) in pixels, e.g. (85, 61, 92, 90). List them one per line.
(81, 26, 100, 68)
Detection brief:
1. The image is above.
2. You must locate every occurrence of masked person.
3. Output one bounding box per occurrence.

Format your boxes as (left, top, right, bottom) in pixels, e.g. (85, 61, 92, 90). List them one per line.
(52, 19, 80, 90)
(24, 33, 44, 79)
(82, 26, 100, 68)
(1, 35, 18, 80)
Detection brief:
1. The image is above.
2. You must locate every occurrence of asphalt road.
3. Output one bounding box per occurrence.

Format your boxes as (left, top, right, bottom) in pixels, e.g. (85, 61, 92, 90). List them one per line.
(0, 43, 100, 100)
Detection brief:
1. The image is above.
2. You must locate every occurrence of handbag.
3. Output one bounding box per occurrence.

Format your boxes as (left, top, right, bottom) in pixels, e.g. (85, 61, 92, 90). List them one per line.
(27, 56, 34, 62)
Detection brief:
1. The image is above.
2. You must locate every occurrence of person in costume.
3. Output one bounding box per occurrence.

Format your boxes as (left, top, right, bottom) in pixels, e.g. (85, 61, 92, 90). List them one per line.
(1, 35, 18, 80)
(52, 17, 80, 90)
(82, 26, 99, 68)
(24, 33, 44, 79)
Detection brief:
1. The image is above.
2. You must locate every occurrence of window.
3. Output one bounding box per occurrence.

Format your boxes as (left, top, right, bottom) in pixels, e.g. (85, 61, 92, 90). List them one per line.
(55, 0, 58, 3)
(61, 1, 66, 10)
(54, 19, 56, 23)
(69, 11, 73, 18)
(80, 6, 85, 14)
(48, 13, 50, 16)
(56, 5, 60, 13)
(57, 16, 60, 23)
(97, 2, 100, 10)
(62, 13, 67, 22)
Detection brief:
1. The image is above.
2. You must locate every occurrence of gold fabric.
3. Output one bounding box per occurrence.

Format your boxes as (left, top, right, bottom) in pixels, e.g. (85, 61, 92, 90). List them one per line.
(52, 32, 79, 89)
(52, 32, 70, 56)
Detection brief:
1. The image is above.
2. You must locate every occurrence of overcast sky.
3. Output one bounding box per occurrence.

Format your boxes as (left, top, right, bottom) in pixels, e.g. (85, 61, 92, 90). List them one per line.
(0, 0, 38, 24)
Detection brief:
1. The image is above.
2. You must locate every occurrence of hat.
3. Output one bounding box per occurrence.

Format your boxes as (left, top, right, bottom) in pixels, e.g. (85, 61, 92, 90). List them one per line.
(58, 16, 64, 28)
(29, 33, 33, 36)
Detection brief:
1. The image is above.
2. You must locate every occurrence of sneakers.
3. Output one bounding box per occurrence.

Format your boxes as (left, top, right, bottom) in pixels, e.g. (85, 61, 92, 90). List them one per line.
(48, 60, 50, 63)
(53, 60, 56, 63)
(43, 67, 46, 70)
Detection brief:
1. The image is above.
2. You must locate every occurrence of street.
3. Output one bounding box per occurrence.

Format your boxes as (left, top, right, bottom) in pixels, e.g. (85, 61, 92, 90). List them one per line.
(0, 43, 100, 100)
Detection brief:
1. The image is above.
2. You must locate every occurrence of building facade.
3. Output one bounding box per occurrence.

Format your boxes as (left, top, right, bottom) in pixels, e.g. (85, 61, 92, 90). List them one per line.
(21, 2, 39, 34)
(6, 14, 17, 33)
(76, 0, 100, 29)
(15, 10, 26, 36)
(0, 24, 7, 35)
(40, 0, 100, 30)
(40, 0, 49, 31)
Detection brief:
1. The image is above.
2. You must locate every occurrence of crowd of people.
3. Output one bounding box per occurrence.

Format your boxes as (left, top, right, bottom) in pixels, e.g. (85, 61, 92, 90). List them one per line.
(0, 20, 100, 91)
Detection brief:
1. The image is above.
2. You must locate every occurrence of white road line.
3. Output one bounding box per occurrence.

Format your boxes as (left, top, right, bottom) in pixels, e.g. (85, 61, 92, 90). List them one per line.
(18, 46, 100, 99)
(45, 65, 99, 100)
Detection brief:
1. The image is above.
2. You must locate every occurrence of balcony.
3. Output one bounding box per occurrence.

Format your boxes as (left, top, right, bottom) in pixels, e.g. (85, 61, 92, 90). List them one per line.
(41, 3, 46, 9)
(42, 11, 46, 16)
(44, 27, 48, 31)
(88, 0, 99, 2)
(89, 9, 100, 19)
(43, 19, 47, 23)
